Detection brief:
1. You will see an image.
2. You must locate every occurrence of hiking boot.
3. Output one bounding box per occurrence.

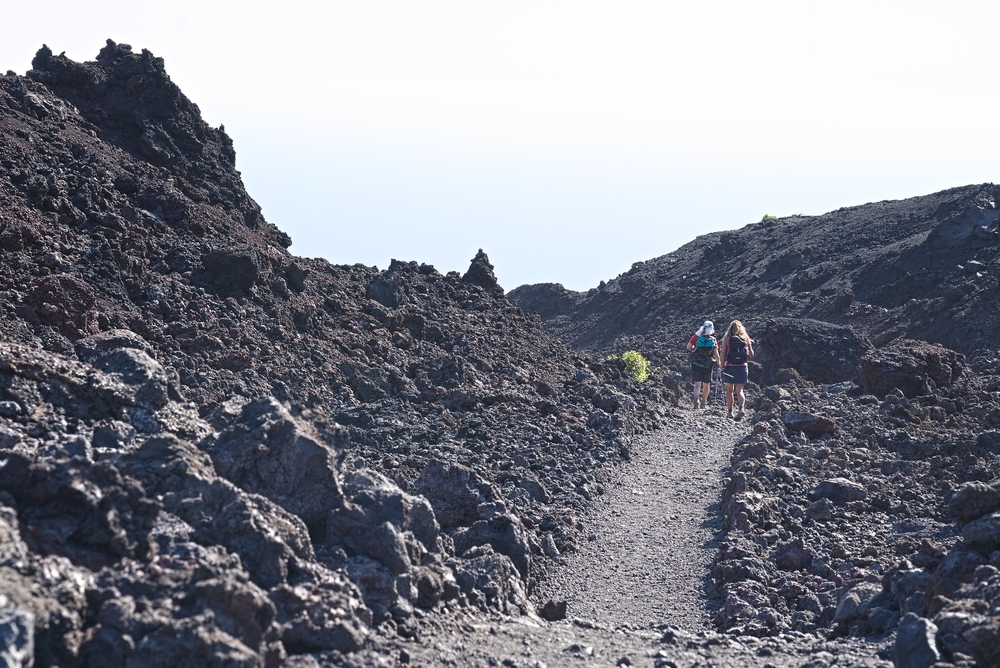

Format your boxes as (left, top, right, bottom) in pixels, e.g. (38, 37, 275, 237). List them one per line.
(700, 398, 707, 409)
(736, 408, 745, 420)
(693, 397, 700, 409)
(727, 408, 733, 419)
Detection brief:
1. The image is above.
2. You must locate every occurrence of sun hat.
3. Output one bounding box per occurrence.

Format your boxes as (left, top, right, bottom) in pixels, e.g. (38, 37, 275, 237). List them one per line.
(698, 320, 714, 336)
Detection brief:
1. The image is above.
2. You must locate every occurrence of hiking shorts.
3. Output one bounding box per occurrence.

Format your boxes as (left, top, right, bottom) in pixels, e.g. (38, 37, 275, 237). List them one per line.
(691, 364, 712, 384)
(722, 365, 748, 385)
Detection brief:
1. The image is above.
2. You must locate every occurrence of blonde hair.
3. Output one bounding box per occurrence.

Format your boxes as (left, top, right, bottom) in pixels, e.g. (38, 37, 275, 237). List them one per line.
(724, 320, 752, 343)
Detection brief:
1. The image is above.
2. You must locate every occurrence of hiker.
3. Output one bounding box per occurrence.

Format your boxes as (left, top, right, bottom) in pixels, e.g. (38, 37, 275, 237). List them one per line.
(686, 320, 720, 409)
(719, 320, 755, 419)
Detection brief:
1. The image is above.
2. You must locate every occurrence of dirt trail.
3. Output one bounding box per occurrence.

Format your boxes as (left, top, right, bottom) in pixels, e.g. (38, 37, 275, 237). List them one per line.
(399, 409, 890, 667)
(538, 407, 750, 630)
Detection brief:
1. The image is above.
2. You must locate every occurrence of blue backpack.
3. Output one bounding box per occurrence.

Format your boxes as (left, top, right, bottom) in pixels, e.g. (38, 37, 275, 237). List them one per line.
(692, 336, 715, 368)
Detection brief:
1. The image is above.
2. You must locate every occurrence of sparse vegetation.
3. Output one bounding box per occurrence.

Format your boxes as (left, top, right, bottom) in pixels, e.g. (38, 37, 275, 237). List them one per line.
(621, 350, 652, 382)
(760, 214, 777, 222)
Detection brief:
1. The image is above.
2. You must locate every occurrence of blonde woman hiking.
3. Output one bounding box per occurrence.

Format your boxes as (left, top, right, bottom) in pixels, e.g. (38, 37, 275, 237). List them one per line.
(686, 320, 720, 409)
(719, 320, 755, 419)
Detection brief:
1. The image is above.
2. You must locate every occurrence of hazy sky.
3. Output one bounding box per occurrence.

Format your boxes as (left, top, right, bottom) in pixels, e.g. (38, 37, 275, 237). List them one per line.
(4, 1, 1000, 290)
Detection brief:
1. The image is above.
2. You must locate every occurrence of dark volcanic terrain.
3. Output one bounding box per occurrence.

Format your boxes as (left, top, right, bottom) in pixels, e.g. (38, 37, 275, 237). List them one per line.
(511, 187, 1000, 663)
(1, 41, 999, 668)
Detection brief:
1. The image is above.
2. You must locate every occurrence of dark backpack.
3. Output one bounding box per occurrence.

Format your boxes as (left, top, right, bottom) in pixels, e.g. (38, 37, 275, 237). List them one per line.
(692, 336, 715, 368)
(726, 336, 748, 365)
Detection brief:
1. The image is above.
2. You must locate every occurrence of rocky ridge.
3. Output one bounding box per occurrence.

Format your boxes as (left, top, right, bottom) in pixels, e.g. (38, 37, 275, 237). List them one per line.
(509, 185, 1000, 360)
(0, 43, 677, 666)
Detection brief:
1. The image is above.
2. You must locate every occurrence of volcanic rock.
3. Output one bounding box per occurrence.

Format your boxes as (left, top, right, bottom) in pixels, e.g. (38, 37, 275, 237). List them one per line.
(0, 609, 33, 668)
(759, 318, 870, 385)
(462, 249, 504, 297)
(782, 411, 837, 435)
(811, 477, 866, 505)
(859, 339, 964, 398)
(894, 613, 940, 668)
(948, 479, 1000, 526)
(539, 599, 568, 621)
(208, 397, 345, 527)
(963, 511, 1000, 552)
(773, 538, 814, 571)
(415, 461, 497, 531)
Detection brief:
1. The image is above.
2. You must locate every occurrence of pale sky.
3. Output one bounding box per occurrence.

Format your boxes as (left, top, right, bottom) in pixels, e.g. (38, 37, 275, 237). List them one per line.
(4, 1, 999, 290)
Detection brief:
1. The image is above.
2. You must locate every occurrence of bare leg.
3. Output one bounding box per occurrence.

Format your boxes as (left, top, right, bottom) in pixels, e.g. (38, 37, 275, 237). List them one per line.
(735, 383, 746, 410)
(725, 383, 735, 415)
(693, 382, 704, 407)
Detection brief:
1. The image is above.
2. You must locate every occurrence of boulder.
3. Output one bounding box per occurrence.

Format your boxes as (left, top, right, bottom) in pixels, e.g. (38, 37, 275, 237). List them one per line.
(811, 478, 867, 505)
(209, 397, 345, 527)
(28, 273, 98, 338)
(759, 318, 871, 385)
(834, 583, 881, 624)
(782, 411, 837, 435)
(860, 339, 964, 398)
(517, 471, 551, 504)
(963, 511, 1000, 553)
(327, 469, 452, 616)
(122, 434, 313, 589)
(452, 513, 532, 580)
(965, 620, 1000, 667)
(270, 582, 368, 653)
(94, 347, 172, 411)
(773, 537, 814, 571)
(451, 552, 530, 615)
(75, 328, 155, 361)
(948, 480, 1000, 527)
(926, 542, 986, 602)
(893, 613, 940, 668)
(337, 469, 440, 553)
(416, 460, 497, 530)
(926, 199, 1000, 249)
(366, 274, 405, 308)
(539, 599, 568, 621)
(200, 246, 262, 295)
(0, 450, 159, 566)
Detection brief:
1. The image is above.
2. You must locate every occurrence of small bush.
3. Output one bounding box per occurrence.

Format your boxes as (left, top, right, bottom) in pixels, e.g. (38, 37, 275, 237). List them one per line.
(760, 214, 777, 222)
(621, 350, 652, 382)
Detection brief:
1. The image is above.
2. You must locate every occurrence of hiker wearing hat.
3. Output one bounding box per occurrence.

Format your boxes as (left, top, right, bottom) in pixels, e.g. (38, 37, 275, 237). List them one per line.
(686, 320, 720, 409)
(720, 320, 755, 419)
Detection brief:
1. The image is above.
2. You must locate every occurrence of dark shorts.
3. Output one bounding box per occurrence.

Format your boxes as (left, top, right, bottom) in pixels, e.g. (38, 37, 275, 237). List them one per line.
(722, 365, 748, 385)
(691, 364, 713, 384)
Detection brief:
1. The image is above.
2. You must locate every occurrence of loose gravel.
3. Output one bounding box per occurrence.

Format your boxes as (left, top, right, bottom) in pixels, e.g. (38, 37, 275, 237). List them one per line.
(538, 406, 751, 630)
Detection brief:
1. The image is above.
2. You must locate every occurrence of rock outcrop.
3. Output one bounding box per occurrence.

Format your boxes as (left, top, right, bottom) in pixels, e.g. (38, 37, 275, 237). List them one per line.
(859, 339, 965, 398)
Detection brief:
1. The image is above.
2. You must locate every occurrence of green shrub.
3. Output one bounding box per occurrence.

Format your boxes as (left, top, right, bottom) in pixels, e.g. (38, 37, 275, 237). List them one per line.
(621, 350, 651, 382)
(760, 214, 777, 222)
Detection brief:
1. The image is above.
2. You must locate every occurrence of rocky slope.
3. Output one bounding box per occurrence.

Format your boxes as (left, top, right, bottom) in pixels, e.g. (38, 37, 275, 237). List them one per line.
(511, 188, 1000, 664)
(714, 347, 1000, 664)
(0, 43, 678, 666)
(509, 185, 1000, 360)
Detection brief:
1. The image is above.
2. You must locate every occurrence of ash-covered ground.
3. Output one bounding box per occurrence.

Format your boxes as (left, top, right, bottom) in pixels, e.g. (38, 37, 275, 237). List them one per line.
(1, 41, 999, 668)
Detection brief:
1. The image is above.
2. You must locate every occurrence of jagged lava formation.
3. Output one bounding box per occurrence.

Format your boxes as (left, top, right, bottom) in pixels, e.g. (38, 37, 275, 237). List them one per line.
(0, 42, 677, 666)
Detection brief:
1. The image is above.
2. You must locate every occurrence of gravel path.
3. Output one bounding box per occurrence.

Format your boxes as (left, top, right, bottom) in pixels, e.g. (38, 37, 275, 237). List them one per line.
(398, 409, 890, 667)
(538, 407, 751, 630)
